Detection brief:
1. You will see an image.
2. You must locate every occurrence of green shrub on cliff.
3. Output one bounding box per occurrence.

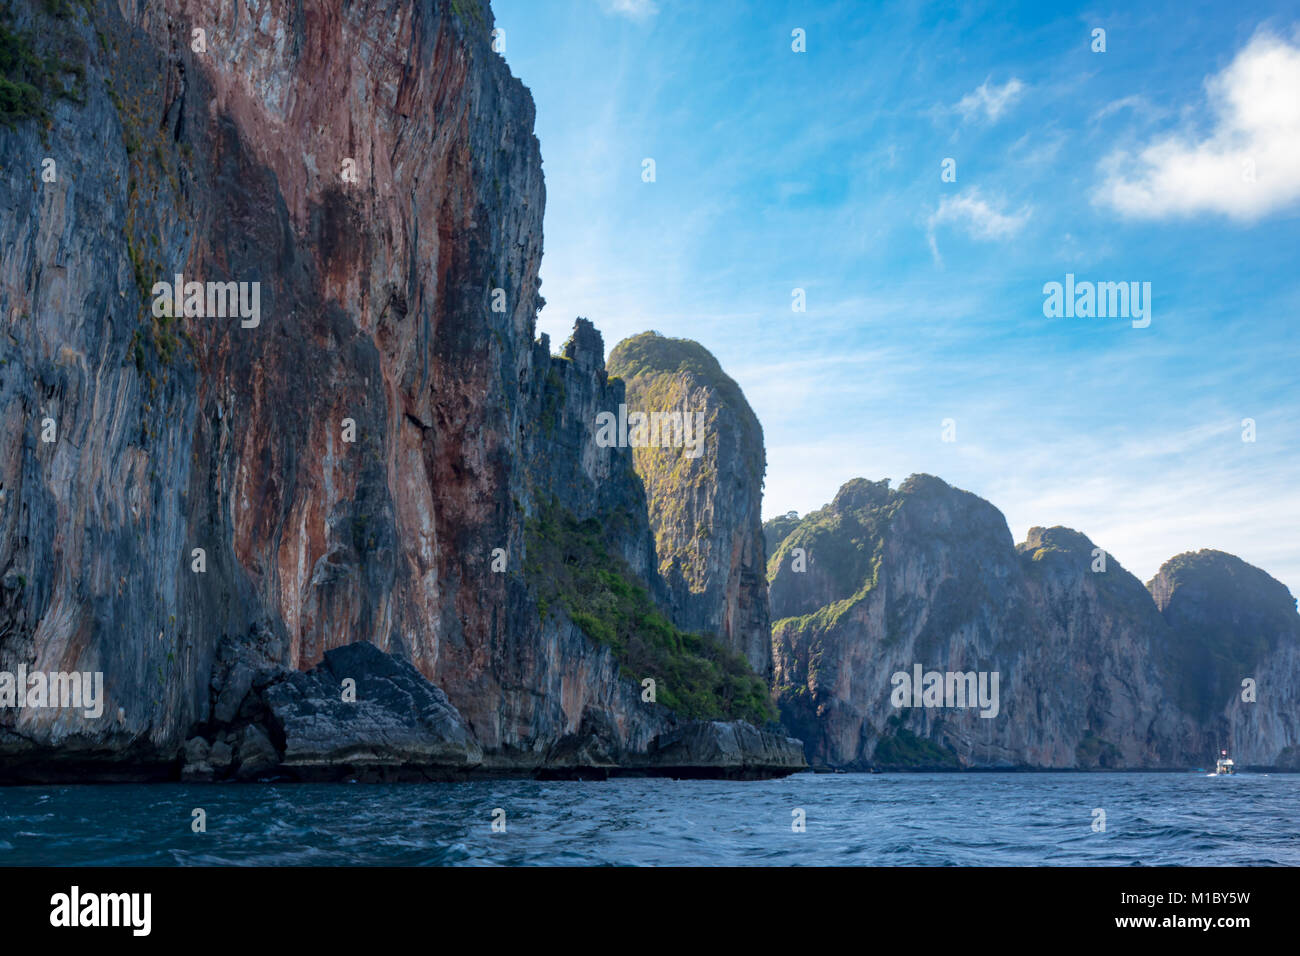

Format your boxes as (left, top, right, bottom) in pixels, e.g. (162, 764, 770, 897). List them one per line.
(762, 511, 801, 556)
(608, 332, 766, 594)
(767, 479, 897, 598)
(608, 333, 752, 419)
(873, 717, 960, 769)
(525, 500, 776, 725)
(0, 9, 84, 131)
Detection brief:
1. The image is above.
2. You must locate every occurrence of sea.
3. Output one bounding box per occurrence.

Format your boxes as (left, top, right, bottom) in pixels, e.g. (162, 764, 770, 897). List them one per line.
(1, 772, 1296, 866)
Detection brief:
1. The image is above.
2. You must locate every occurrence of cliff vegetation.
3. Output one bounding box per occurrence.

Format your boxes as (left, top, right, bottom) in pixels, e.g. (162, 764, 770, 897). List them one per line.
(525, 500, 775, 726)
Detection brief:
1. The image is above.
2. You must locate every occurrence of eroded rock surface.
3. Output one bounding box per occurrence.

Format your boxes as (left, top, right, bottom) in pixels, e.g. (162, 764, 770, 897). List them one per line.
(179, 641, 800, 781)
(638, 720, 806, 780)
(0, 0, 799, 781)
(607, 333, 771, 678)
(768, 476, 1300, 770)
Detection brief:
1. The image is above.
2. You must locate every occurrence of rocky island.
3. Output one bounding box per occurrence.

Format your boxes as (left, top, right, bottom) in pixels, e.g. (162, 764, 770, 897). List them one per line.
(768, 477, 1300, 771)
(0, 0, 801, 782)
(1, 0, 1295, 783)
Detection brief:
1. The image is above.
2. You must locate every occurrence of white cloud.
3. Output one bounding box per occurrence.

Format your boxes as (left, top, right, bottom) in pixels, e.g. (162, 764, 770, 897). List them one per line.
(1090, 94, 1162, 124)
(1009, 129, 1064, 167)
(597, 0, 658, 20)
(954, 77, 1025, 122)
(926, 190, 1032, 262)
(1095, 30, 1300, 221)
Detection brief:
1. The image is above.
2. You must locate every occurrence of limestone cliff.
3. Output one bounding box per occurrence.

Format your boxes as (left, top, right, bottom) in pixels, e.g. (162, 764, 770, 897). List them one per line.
(607, 332, 771, 678)
(0, 0, 800, 779)
(769, 476, 1298, 769)
(1150, 550, 1300, 768)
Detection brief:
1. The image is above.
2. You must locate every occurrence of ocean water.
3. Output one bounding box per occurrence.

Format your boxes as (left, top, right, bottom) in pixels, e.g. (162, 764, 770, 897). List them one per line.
(1, 772, 1296, 866)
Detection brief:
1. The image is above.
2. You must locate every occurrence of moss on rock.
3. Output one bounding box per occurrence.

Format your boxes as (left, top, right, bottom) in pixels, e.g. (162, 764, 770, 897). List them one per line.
(525, 499, 776, 725)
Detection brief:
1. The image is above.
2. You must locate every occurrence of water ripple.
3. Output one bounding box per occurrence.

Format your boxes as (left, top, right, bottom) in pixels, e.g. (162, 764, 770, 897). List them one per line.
(0, 773, 1296, 865)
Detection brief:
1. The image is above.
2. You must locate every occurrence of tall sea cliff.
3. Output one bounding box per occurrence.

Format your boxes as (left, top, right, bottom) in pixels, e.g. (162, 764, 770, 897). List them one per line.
(1, 0, 1291, 781)
(0, 0, 799, 781)
(768, 476, 1300, 770)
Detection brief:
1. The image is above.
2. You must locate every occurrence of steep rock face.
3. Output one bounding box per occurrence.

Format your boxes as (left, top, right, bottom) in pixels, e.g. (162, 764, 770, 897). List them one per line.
(1013, 526, 1195, 768)
(2, 0, 549, 765)
(501, 318, 675, 766)
(606, 332, 771, 678)
(1150, 551, 1300, 768)
(526, 321, 663, 597)
(0, 0, 792, 777)
(769, 476, 1204, 769)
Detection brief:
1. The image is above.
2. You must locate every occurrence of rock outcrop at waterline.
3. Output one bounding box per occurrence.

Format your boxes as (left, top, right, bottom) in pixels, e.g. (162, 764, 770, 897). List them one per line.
(607, 333, 772, 679)
(0, 0, 797, 781)
(171, 640, 801, 783)
(767, 476, 1300, 770)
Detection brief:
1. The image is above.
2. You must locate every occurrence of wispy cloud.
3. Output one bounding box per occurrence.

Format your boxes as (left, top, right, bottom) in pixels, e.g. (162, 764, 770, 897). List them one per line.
(926, 190, 1032, 262)
(953, 77, 1025, 122)
(1095, 29, 1300, 221)
(1009, 129, 1064, 167)
(1089, 94, 1162, 124)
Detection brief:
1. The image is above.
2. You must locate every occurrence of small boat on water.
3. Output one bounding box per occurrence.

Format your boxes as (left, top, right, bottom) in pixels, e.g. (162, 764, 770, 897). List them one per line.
(1213, 749, 1235, 775)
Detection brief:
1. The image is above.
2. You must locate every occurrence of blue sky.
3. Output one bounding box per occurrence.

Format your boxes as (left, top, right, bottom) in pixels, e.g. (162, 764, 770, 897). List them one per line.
(491, 0, 1300, 594)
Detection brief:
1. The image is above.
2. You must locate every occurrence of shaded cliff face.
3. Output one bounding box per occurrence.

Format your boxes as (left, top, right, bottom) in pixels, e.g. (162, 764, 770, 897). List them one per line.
(762, 511, 801, 559)
(1150, 551, 1300, 769)
(607, 332, 771, 678)
(767, 475, 1285, 769)
(1, 0, 753, 773)
(1013, 525, 1196, 768)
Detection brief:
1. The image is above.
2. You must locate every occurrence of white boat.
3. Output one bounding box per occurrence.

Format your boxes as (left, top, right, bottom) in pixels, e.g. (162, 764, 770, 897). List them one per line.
(1213, 749, 1235, 775)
